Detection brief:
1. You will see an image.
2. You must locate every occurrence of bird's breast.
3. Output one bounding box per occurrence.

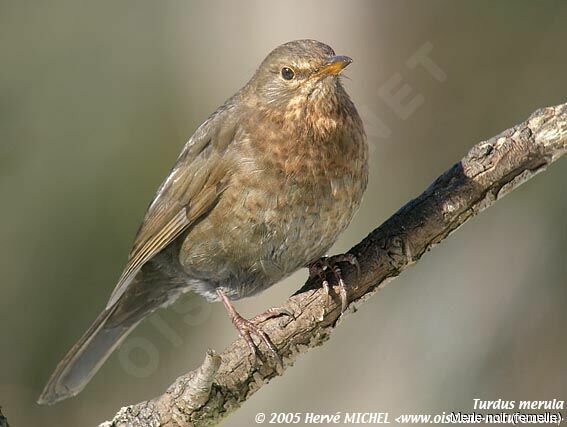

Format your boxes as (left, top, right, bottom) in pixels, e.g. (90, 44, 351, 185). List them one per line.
(226, 112, 368, 271)
(178, 105, 368, 300)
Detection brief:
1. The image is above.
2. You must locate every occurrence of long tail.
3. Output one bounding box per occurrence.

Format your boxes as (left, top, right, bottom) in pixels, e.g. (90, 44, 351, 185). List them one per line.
(37, 304, 140, 405)
(38, 258, 186, 405)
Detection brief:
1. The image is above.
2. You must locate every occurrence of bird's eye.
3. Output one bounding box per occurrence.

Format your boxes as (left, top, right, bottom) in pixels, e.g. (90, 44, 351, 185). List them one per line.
(281, 67, 295, 80)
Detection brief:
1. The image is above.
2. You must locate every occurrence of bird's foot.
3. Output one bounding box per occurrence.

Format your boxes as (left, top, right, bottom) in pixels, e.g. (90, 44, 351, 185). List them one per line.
(308, 253, 360, 313)
(217, 290, 291, 367)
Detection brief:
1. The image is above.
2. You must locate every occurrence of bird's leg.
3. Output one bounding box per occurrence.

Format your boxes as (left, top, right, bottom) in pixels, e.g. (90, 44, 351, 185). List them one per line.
(217, 289, 291, 367)
(308, 253, 360, 313)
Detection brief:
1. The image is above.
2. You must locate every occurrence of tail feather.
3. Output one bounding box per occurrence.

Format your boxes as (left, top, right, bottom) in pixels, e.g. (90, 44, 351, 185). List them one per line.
(37, 256, 186, 405)
(37, 304, 141, 405)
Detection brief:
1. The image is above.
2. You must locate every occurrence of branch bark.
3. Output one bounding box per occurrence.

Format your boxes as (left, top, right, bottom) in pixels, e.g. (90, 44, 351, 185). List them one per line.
(101, 103, 567, 426)
(0, 406, 10, 427)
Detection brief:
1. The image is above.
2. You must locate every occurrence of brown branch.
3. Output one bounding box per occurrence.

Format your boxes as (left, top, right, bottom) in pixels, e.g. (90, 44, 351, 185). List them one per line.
(101, 103, 567, 426)
(0, 406, 10, 427)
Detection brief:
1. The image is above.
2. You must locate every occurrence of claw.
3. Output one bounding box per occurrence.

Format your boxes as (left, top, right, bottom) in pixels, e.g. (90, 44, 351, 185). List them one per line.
(309, 261, 332, 305)
(217, 289, 289, 368)
(332, 253, 360, 277)
(308, 253, 358, 313)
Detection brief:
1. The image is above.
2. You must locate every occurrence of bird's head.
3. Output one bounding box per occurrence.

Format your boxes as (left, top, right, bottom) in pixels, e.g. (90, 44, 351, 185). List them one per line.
(245, 40, 352, 112)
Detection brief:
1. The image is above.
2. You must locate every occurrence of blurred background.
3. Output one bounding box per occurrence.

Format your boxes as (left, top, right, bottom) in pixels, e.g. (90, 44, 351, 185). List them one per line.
(1, 1, 566, 425)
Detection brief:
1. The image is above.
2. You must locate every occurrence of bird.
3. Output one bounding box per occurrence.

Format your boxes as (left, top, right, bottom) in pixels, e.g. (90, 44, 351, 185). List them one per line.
(38, 39, 368, 405)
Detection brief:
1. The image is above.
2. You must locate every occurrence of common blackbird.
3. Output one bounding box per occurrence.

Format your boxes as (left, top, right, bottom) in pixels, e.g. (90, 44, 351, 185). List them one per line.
(38, 39, 368, 405)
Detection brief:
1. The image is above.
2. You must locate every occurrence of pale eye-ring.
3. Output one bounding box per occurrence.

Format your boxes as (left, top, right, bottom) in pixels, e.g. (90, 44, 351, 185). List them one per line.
(281, 67, 295, 80)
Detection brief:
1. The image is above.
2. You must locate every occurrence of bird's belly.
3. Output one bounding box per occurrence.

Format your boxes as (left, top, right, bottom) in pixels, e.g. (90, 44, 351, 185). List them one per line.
(177, 173, 362, 300)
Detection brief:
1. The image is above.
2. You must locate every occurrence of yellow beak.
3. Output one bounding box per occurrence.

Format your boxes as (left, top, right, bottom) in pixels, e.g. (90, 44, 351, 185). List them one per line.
(313, 55, 353, 77)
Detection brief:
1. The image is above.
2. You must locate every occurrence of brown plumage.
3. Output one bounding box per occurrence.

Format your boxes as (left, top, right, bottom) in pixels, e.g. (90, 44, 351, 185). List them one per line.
(38, 39, 368, 404)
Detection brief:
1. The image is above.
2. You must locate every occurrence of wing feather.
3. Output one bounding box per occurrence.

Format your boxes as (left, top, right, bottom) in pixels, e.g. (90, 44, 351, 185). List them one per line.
(106, 105, 237, 308)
